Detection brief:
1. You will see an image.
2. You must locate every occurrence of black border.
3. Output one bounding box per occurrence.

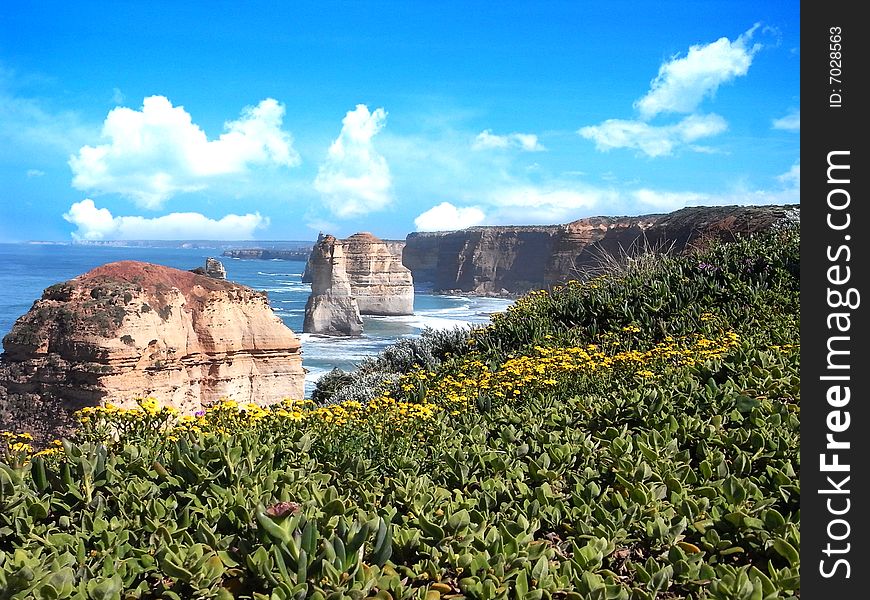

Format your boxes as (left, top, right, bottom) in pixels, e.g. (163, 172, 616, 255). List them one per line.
(801, 2, 868, 595)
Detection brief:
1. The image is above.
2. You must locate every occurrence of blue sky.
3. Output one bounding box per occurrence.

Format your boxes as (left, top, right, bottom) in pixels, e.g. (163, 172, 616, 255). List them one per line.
(0, 1, 799, 242)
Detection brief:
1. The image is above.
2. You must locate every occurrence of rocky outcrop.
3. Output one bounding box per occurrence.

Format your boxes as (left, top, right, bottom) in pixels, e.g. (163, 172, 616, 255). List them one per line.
(342, 233, 414, 316)
(302, 240, 404, 284)
(224, 248, 312, 261)
(302, 235, 363, 336)
(302, 233, 413, 335)
(189, 257, 228, 280)
(403, 205, 800, 294)
(0, 261, 304, 443)
(205, 257, 227, 279)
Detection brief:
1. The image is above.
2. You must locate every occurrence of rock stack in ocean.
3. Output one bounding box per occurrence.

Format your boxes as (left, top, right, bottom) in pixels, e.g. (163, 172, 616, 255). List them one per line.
(0, 261, 305, 444)
(302, 234, 364, 336)
(302, 232, 414, 335)
(190, 257, 228, 280)
(205, 257, 227, 279)
(342, 233, 414, 316)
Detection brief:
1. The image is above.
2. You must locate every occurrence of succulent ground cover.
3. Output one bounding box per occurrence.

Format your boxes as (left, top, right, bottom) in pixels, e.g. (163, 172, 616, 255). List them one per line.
(0, 225, 800, 599)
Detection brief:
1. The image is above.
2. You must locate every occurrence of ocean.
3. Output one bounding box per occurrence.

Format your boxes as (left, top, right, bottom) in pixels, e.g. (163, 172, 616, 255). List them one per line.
(0, 243, 513, 396)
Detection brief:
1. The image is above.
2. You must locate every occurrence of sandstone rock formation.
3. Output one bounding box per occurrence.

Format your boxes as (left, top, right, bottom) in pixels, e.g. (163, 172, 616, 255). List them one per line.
(302, 233, 413, 335)
(342, 233, 414, 316)
(302, 235, 363, 336)
(403, 205, 799, 294)
(0, 261, 304, 443)
(189, 257, 228, 280)
(205, 257, 227, 279)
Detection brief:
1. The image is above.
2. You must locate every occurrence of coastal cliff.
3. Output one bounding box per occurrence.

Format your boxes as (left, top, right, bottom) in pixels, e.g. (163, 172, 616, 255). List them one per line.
(0, 261, 305, 443)
(224, 248, 311, 261)
(403, 205, 799, 294)
(342, 233, 414, 316)
(302, 235, 364, 336)
(302, 233, 413, 335)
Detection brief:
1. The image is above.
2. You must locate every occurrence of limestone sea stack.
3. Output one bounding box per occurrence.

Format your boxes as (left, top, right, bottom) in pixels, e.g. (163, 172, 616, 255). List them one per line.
(205, 257, 227, 279)
(189, 257, 228, 280)
(0, 261, 304, 443)
(342, 232, 414, 316)
(302, 234, 364, 336)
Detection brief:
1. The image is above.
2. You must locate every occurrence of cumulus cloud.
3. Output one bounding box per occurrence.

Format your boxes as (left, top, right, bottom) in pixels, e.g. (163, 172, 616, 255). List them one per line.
(579, 113, 727, 157)
(634, 25, 761, 119)
(63, 199, 268, 240)
(314, 104, 392, 218)
(630, 189, 709, 210)
(629, 163, 799, 212)
(0, 86, 94, 155)
(579, 27, 760, 157)
(473, 130, 545, 151)
(69, 96, 300, 208)
(414, 202, 486, 231)
(777, 162, 800, 187)
(480, 184, 624, 225)
(772, 109, 800, 131)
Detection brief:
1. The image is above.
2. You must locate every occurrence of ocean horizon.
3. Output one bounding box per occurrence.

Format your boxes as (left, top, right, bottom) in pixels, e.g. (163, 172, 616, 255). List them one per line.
(0, 243, 513, 397)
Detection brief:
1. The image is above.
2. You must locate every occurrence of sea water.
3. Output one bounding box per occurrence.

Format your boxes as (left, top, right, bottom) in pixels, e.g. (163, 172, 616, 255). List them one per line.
(0, 243, 513, 396)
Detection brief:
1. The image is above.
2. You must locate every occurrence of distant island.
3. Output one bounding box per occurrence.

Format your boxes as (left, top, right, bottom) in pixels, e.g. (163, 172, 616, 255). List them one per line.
(222, 248, 312, 260)
(62, 239, 315, 250)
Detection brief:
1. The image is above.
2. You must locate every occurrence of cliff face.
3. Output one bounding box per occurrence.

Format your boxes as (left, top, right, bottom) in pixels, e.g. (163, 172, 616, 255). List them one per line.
(302, 235, 364, 336)
(404, 205, 800, 294)
(0, 261, 304, 443)
(342, 233, 414, 316)
(225, 248, 312, 261)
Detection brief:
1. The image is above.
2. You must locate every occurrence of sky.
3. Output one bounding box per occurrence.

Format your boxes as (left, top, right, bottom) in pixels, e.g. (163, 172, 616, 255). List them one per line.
(0, 1, 799, 242)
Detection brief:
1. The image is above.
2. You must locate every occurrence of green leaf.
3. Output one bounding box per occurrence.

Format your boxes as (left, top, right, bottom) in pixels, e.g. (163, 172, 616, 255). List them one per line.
(322, 499, 346, 518)
(86, 575, 123, 600)
(771, 538, 799, 566)
(447, 509, 471, 532)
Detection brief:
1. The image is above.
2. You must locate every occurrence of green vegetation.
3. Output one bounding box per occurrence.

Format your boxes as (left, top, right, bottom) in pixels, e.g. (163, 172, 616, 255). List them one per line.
(0, 225, 799, 599)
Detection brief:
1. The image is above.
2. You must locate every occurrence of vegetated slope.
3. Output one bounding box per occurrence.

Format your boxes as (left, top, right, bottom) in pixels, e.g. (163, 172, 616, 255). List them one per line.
(0, 224, 799, 599)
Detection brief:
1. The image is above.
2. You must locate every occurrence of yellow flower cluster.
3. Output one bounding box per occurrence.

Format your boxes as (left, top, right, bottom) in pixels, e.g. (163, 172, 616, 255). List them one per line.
(70, 393, 441, 444)
(0, 330, 747, 458)
(397, 331, 742, 410)
(33, 439, 65, 458)
(1, 431, 33, 456)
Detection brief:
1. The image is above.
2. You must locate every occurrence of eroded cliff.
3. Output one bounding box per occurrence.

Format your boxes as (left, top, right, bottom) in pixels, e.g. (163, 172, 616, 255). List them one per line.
(342, 233, 413, 316)
(403, 205, 800, 294)
(0, 261, 304, 443)
(302, 235, 364, 336)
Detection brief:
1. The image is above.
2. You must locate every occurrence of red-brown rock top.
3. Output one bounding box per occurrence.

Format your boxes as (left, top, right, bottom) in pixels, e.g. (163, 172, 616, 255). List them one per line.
(0, 261, 304, 443)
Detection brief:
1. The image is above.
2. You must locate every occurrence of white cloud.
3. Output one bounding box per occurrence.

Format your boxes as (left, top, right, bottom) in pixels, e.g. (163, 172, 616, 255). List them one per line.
(111, 87, 125, 105)
(629, 163, 800, 212)
(634, 25, 761, 119)
(414, 202, 486, 231)
(777, 162, 800, 187)
(304, 216, 339, 235)
(479, 184, 622, 225)
(473, 130, 545, 151)
(630, 189, 709, 210)
(314, 104, 392, 218)
(63, 199, 268, 240)
(579, 113, 727, 157)
(0, 86, 95, 156)
(26, 169, 45, 177)
(69, 96, 300, 209)
(772, 109, 800, 131)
